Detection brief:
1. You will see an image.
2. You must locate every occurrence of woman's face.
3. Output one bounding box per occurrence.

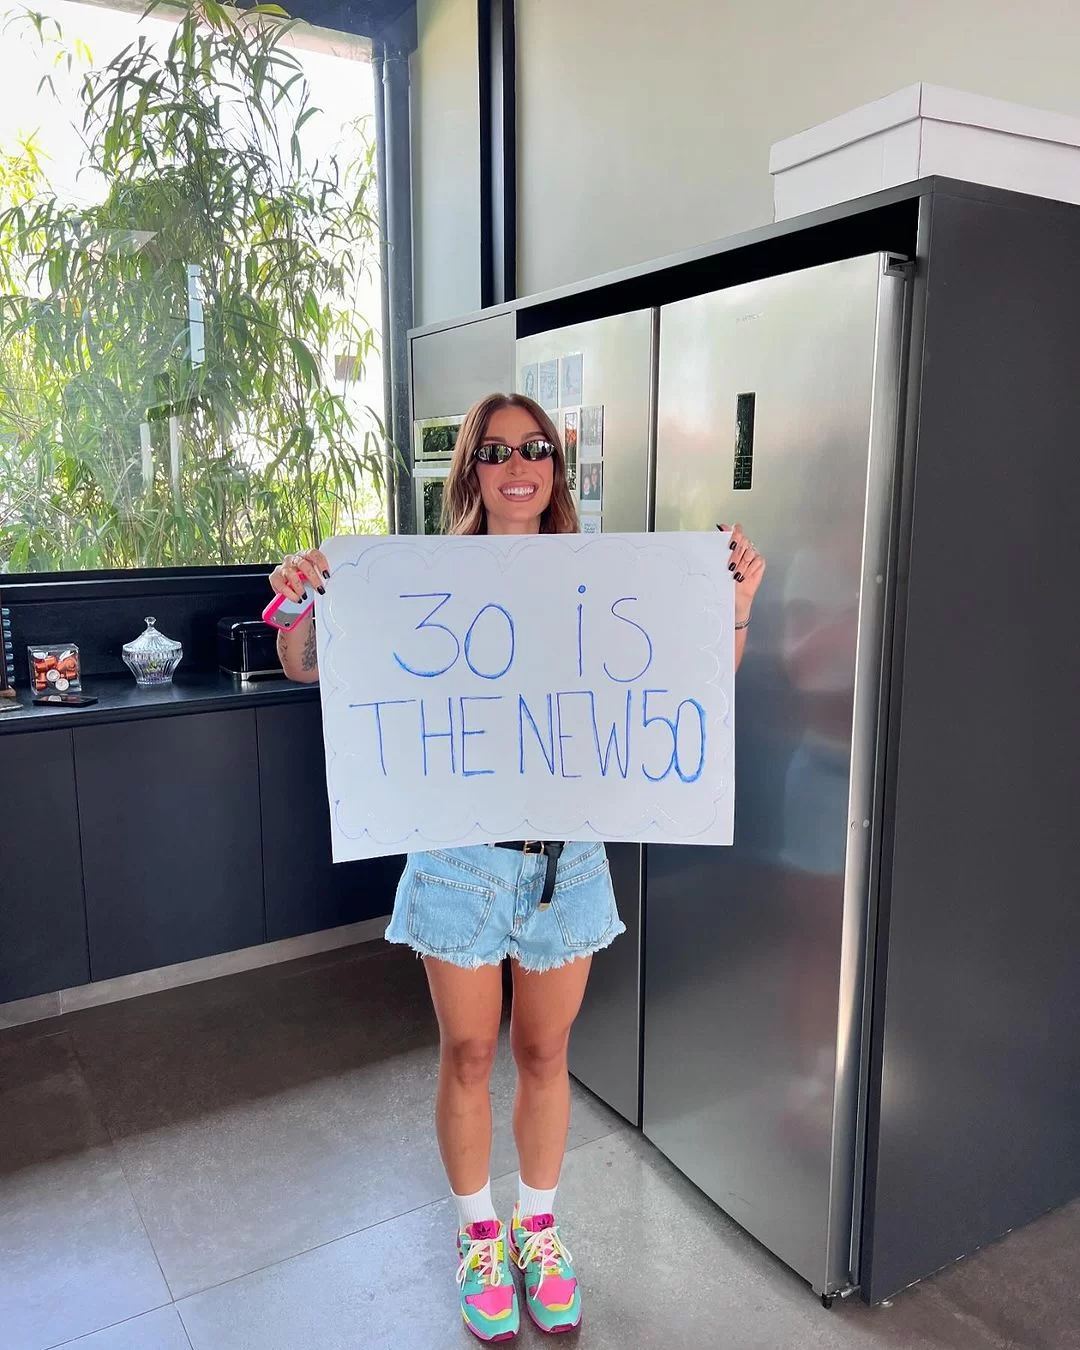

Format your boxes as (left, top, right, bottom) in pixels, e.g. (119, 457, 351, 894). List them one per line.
(475, 403, 554, 535)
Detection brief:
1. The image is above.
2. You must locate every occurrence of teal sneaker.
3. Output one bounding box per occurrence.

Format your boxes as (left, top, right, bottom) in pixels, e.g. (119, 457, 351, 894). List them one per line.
(456, 1219, 520, 1342)
(509, 1206, 581, 1335)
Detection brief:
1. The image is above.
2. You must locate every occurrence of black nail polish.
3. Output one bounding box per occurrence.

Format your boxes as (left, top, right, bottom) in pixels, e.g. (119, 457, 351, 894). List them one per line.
(735, 572, 744, 583)
(729, 540, 737, 550)
(323, 570, 330, 580)
(317, 586, 326, 595)
(728, 561, 736, 571)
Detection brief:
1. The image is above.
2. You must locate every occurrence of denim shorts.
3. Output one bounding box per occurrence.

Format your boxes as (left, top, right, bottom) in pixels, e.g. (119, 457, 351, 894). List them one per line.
(385, 842, 625, 972)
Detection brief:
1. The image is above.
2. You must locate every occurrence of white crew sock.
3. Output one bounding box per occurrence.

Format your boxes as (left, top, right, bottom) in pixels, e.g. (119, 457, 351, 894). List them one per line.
(452, 1180, 498, 1230)
(518, 1176, 559, 1220)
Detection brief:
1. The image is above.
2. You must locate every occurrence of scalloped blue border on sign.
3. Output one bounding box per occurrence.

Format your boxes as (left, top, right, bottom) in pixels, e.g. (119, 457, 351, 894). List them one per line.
(316, 533, 734, 855)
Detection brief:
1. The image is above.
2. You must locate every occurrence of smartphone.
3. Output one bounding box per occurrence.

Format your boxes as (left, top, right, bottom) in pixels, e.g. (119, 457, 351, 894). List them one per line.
(33, 693, 99, 707)
(262, 588, 315, 632)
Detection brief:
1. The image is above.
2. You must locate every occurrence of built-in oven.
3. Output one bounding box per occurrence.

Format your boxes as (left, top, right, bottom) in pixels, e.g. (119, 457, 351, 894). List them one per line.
(412, 415, 462, 535)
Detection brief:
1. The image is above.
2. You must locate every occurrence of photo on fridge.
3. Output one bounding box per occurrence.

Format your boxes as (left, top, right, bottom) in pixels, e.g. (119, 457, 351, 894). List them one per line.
(563, 409, 579, 491)
(579, 460, 603, 505)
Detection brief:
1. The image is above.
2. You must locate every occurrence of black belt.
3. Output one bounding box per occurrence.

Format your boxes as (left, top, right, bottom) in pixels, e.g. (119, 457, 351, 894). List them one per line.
(494, 841, 564, 909)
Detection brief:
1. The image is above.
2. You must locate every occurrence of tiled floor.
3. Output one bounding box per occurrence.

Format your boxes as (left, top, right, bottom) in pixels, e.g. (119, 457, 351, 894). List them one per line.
(2, 943, 1078, 1350)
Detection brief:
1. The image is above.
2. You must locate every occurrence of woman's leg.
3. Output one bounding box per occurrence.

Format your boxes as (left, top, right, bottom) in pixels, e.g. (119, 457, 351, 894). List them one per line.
(509, 956, 592, 1190)
(423, 957, 505, 1195)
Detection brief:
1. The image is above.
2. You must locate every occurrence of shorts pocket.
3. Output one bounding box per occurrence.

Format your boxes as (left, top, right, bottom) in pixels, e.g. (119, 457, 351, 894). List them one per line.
(548, 860, 618, 950)
(406, 871, 497, 954)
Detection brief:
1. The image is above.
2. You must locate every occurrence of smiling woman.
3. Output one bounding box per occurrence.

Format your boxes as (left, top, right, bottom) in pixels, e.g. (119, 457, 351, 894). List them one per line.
(266, 389, 764, 1340)
(441, 393, 579, 536)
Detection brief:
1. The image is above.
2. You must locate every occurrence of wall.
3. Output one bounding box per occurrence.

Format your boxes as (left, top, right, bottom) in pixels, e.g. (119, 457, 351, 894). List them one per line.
(511, 0, 1080, 296)
(410, 0, 481, 324)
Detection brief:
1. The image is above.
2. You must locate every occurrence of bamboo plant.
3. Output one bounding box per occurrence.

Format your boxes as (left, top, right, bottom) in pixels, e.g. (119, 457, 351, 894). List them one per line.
(0, 0, 386, 572)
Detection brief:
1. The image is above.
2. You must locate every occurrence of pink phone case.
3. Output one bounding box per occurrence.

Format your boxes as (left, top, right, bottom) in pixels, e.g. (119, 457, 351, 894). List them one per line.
(262, 590, 315, 632)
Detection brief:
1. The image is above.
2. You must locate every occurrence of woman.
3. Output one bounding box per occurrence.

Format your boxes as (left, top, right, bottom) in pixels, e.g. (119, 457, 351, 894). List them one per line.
(270, 393, 765, 1341)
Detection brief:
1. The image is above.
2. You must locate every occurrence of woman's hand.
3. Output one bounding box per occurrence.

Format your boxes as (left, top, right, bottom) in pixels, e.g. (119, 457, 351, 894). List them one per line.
(718, 523, 766, 624)
(268, 548, 330, 684)
(269, 548, 330, 602)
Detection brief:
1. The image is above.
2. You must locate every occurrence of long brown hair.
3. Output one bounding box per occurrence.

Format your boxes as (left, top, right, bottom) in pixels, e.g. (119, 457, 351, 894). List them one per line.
(441, 393, 579, 536)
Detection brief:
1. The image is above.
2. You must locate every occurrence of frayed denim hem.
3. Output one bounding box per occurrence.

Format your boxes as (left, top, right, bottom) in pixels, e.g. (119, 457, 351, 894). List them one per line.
(382, 930, 511, 969)
(382, 921, 627, 973)
(509, 920, 627, 974)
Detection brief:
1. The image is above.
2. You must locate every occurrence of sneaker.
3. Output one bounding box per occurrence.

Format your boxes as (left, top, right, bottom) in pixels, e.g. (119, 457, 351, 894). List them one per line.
(456, 1219, 520, 1342)
(509, 1206, 582, 1334)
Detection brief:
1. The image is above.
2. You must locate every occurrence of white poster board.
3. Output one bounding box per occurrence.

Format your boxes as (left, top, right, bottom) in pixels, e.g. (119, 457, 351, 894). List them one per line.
(317, 533, 735, 861)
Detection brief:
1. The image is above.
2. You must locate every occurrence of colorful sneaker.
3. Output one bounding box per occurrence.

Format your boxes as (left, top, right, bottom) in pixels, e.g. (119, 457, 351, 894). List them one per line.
(509, 1206, 581, 1334)
(456, 1219, 520, 1342)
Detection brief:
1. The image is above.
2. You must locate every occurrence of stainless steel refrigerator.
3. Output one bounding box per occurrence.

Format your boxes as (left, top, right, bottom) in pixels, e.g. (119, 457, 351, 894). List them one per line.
(516, 254, 908, 1298)
(647, 253, 906, 1299)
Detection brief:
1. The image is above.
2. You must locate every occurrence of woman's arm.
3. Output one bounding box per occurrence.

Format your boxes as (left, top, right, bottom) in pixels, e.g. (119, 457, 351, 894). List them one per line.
(268, 547, 330, 684)
(277, 612, 320, 684)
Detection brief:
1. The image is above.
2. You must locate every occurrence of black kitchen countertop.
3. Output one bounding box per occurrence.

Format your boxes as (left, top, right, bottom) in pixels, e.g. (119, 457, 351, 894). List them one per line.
(0, 672, 319, 734)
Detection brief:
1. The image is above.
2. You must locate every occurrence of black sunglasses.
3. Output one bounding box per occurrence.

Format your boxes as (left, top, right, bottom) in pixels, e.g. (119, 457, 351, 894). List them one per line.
(473, 438, 556, 465)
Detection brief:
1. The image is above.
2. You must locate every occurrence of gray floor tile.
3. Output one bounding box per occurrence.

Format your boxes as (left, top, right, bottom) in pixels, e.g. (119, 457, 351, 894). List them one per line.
(534, 1132, 1003, 1350)
(858, 1197, 1080, 1350)
(177, 1129, 1021, 1350)
(51, 1305, 192, 1350)
(0, 1034, 172, 1350)
(178, 1198, 463, 1350)
(70, 946, 619, 1299)
(13, 946, 1076, 1350)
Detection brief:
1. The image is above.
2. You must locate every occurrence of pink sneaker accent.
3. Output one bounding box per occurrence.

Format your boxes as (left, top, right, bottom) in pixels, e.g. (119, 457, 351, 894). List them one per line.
(465, 1284, 516, 1318)
(525, 1274, 577, 1311)
(467, 1220, 501, 1241)
(519, 1213, 555, 1233)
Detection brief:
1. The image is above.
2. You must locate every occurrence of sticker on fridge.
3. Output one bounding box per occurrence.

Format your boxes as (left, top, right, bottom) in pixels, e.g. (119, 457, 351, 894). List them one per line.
(560, 353, 583, 406)
(520, 363, 539, 403)
(579, 511, 601, 536)
(538, 360, 559, 410)
(581, 405, 603, 456)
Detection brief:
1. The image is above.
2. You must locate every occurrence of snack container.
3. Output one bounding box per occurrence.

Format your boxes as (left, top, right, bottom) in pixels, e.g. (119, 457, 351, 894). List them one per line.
(28, 644, 82, 693)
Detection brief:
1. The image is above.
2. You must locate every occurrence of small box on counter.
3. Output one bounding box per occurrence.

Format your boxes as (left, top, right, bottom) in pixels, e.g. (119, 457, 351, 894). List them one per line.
(218, 617, 283, 682)
(28, 644, 82, 694)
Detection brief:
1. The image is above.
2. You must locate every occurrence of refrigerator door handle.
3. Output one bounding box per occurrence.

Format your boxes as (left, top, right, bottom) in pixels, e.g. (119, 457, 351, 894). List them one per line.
(825, 256, 912, 1296)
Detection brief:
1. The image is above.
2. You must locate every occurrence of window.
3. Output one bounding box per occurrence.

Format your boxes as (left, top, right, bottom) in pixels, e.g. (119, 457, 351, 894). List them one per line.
(0, 0, 386, 572)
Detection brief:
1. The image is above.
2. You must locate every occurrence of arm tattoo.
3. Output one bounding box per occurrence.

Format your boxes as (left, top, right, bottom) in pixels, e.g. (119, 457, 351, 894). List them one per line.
(300, 619, 318, 672)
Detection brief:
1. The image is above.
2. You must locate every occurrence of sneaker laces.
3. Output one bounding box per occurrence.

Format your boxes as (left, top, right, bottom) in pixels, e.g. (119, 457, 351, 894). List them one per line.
(516, 1223, 572, 1299)
(457, 1232, 506, 1290)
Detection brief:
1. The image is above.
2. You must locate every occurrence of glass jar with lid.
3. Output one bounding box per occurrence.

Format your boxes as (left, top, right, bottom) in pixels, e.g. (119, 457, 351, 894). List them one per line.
(122, 616, 183, 686)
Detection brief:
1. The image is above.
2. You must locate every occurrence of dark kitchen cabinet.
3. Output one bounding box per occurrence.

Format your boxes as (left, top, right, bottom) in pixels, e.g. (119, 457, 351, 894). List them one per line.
(257, 701, 403, 941)
(75, 711, 264, 979)
(0, 729, 89, 1001)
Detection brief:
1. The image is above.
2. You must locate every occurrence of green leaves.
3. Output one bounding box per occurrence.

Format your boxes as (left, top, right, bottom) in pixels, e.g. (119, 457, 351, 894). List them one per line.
(0, 0, 387, 571)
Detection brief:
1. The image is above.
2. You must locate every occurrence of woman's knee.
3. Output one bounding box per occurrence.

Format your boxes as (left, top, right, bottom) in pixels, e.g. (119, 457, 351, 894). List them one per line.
(511, 1030, 570, 1082)
(441, 1035, 499, 1088)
